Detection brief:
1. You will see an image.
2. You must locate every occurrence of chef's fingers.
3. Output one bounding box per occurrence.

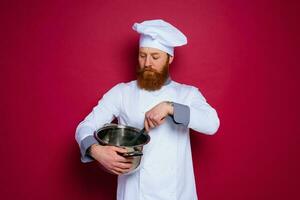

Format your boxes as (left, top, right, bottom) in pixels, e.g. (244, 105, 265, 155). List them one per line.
(147, 117, 155, 129)
(144, 118, 149, 132)
(110, 169, 122, 175)
(114, 162, 132, 170)
(149, 114, 160, 126)
(146, 112, 159, 126)
(100, 165, 123, 176)
(119, 157, 134, 163)
(157, 118, 166, 126)
(112, 165, 132, 174)
(145, 112, 157, 128)
(115, 154, 130, 162)
(114, 168, 131, 175)
(112, 146, 128, 154)
(115, 154, 135, 163)
(149, 118, 158, 127)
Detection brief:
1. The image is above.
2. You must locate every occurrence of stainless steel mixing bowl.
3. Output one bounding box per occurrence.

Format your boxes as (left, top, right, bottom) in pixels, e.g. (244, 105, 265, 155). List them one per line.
(94, 123, 150, 174)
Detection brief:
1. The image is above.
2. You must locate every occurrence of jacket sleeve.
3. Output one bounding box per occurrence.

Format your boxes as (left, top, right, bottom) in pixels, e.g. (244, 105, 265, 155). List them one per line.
(75, 83, 124, 163)
(171, 102, 190, 127)
(187, 87, 220, 135)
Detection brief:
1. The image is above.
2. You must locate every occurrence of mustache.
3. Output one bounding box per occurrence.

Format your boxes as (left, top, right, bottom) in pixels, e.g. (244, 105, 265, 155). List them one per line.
(138, 67, 159, 73)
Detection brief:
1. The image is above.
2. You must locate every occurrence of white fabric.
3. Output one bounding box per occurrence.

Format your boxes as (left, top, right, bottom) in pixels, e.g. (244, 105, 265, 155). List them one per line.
(132, 19, 187, 56)
(75, 80, 220, 200)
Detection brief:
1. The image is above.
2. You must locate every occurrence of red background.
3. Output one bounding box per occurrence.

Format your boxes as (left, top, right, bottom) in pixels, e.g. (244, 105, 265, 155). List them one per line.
(1, 0, 299, 199)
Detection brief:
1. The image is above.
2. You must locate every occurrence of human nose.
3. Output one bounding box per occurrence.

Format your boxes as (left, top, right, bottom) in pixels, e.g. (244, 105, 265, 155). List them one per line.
(145, 55, 151, 67)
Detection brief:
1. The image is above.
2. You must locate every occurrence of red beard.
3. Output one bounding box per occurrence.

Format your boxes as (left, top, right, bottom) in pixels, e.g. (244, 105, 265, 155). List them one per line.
(136, 60, 169, 91)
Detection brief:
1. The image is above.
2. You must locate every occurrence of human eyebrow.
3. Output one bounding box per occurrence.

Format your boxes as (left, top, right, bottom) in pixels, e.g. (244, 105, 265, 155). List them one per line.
(139, 52, 160, 57)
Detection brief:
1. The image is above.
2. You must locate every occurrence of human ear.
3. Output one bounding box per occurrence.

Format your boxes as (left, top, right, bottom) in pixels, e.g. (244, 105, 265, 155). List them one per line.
(169, 56, 174, 64)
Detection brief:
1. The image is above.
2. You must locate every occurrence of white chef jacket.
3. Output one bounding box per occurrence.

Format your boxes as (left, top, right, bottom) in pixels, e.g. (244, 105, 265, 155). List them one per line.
(75, 80, 220, 200)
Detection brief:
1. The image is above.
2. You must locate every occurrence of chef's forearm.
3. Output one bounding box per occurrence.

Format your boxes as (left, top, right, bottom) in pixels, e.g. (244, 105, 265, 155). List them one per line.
(189, 106, 219, 135)
(183, 87, 220, 135)
(79, 135, 99, 162)
(76, 125, 99, 163)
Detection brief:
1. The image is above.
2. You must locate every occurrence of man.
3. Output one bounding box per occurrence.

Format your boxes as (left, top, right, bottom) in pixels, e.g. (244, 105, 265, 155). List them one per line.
(75, 19, 220, 200)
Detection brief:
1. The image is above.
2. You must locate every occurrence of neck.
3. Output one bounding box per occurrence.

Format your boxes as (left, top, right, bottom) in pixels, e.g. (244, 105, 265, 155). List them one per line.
(164, 76, 172, 85)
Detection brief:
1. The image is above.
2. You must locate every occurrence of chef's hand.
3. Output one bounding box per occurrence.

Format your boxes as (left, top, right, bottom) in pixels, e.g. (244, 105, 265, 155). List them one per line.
(89, 144, 133, 175)
(144, 101, 174, 132)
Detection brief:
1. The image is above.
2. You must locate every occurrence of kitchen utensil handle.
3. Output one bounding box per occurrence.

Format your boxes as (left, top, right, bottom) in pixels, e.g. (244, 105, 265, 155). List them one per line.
(122, 151, 143, 157)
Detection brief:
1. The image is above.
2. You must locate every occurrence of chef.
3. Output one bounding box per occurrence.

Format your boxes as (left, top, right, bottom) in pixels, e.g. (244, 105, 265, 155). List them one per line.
(75, 19, 220, 200)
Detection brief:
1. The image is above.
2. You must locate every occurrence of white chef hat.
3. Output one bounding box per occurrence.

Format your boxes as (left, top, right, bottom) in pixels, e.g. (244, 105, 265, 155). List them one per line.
(132, 19, 187, 56)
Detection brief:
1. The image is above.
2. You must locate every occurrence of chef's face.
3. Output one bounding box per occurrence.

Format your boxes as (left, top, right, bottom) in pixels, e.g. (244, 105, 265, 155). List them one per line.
(138, 47, 173, 72)
(136, 47, 174, 91)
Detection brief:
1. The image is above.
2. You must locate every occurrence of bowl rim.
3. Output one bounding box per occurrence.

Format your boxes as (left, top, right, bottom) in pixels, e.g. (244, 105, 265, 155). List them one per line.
(93, 124, 150, 147)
